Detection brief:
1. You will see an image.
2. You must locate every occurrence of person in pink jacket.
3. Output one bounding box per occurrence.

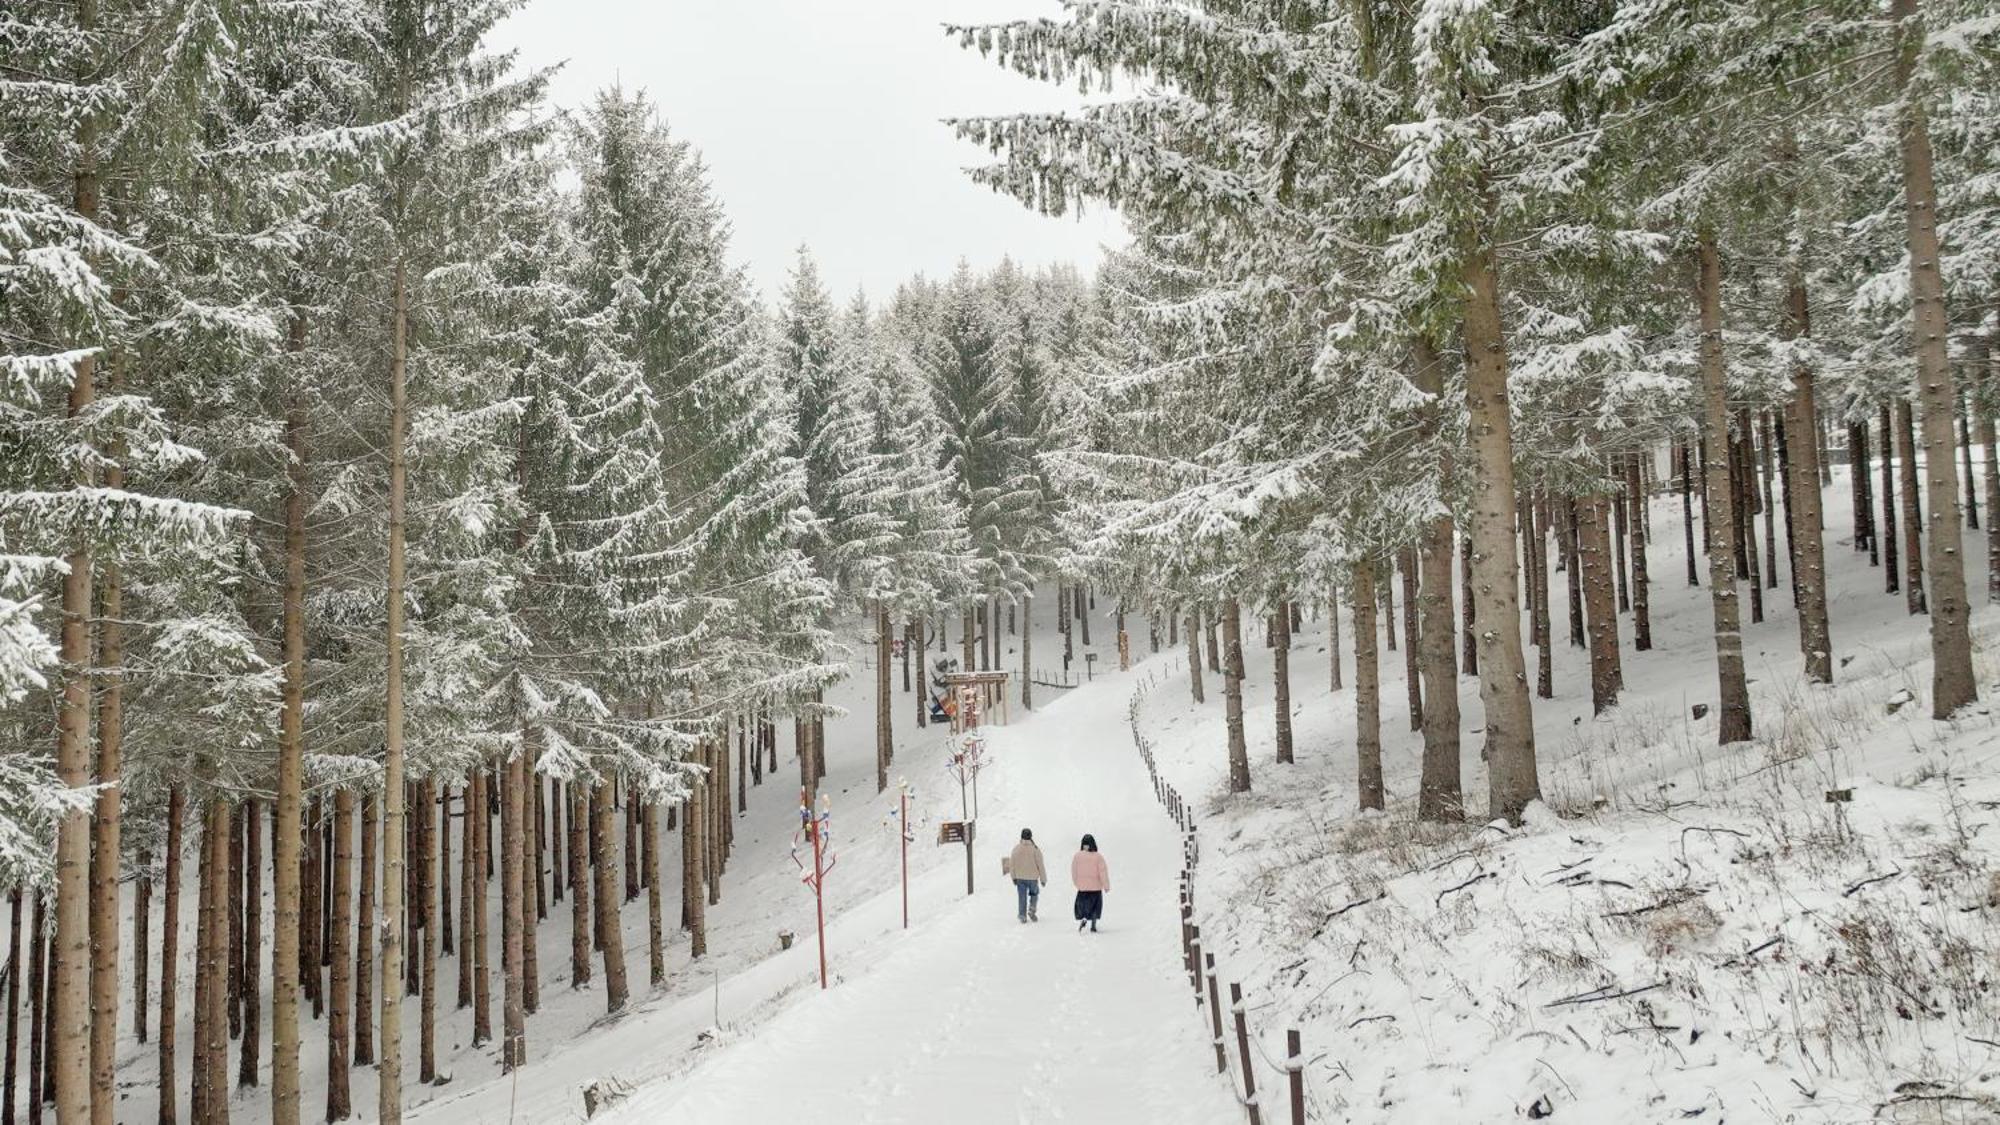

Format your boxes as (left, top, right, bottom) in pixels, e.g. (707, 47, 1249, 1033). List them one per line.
(1071, 834, 1110, 932)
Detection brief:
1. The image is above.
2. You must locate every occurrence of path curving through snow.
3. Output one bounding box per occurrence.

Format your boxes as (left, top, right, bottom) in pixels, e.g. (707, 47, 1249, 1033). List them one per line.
(602, 667, 1238, 1125)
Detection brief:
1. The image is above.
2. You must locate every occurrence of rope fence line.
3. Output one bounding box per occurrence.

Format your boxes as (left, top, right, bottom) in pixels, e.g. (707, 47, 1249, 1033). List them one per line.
(1127, 664, 1306, 1125)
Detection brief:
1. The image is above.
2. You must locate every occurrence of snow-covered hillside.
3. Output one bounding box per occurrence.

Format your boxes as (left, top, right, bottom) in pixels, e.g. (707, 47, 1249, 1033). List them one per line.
(1139, 468, 2000, 1122)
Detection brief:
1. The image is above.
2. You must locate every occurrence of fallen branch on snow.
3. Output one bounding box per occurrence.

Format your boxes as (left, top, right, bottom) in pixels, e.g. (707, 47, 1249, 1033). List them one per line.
(1435, 870, 1495, 906)
(1720, 935, 1784, 967)
(1842, 869, 1902, 897)
(1545, 980, 1669, 1008)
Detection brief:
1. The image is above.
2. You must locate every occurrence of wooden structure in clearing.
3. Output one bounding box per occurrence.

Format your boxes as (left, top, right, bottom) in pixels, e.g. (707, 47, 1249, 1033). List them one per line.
(940, 670, 1011, 731)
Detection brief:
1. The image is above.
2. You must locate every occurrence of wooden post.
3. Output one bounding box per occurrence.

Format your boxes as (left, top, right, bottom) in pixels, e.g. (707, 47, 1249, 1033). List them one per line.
(1287, 1029, 1305, 1125)
(1189, 925, 1204, 1005)
(1231, 982, 1262, 1125)
(1205, 954, 1227, 1074)
(962, 819, 975, 897)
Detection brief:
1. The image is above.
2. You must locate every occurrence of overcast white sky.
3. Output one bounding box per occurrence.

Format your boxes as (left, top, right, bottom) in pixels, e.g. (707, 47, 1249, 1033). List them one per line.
(489, 0, 1126, 304)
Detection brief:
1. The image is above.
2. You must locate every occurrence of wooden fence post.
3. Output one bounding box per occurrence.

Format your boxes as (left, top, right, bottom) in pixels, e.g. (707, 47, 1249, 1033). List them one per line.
(1189, 925, 1205, 1004)
(1232, 982, 1262, 1125)
(1287, 1029, 1305, 1125)
(1205, 953, 1227, 1074)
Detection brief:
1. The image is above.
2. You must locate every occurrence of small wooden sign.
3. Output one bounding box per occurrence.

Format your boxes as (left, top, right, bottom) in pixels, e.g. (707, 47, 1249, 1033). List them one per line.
(937, 820, 970, 845)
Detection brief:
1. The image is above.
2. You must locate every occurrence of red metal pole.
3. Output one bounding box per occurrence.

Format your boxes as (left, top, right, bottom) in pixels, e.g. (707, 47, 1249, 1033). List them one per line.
(900, 788, 909, 930)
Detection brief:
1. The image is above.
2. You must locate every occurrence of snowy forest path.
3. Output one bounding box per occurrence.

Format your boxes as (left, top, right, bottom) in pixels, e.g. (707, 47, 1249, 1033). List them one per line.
(602, 661, 1240, 1124)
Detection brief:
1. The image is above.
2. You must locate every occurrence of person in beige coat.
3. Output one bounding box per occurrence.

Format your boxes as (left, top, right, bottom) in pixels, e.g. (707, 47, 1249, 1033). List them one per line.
(1008, 828, 1048, 923)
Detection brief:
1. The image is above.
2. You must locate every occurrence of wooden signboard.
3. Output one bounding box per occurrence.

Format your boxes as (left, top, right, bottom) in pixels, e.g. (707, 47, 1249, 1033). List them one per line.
(937, 820, 971, 845)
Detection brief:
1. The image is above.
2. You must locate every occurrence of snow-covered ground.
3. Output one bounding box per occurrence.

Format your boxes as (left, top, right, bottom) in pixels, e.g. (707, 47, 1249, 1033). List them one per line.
(31, 468, 2000, 1124)
(49, 597, 1187, 1123)
(1138, 467, 2000, 1122)
(590, 662, 1237, 1124)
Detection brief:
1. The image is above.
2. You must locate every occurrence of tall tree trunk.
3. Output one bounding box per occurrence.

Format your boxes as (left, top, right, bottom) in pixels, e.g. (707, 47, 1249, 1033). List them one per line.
(680, 788, 702, 957)
(1381, 569, 1397, 654)
(1983, 410, 2000, 603)
(6, 889, 20, 1125)
(1760, 413, 1780, 587)
(405, 788, 424, 1002)
(592, 782, 628, 1013)
(1695, 231, 1753, 743)
(1399, 550, 1422, 730)
(417, 781, 437, 1076)
(270, 329, 308, 1124)
(201, 799, 231, 1125)
(1626, 456, 1652, 651)
(1461, 232, 1540, 818)
(88, 484, 124, 1125)
(1893, 0, 1976, 713)
(1527, 496, 1553, 700)
(1076, 586, 1090, 648)
(705, 743, 722, 909)
(326, 791, 354, 1122)
(1564, 498, 1585, 647)
(52, 19, 99, 1117)
(1220, 599, 1249, 794)
(301, 801, 320, 1020)
(353, 796, 374, 1068)
(1963, 392, 1981, 529)
(622, 788, 639, 905)
(228, 808, 242, 1045)
(1416, 518, 1464, 820)
(1680, 443, 1700, 587)
(1883, 405, 1902, 594)
(1851, 421, 1874, 555)
(134, 857, 149, 1049)
(964, 608, 977, 672)
(30, 894, 45, 1125)
(1353, 563, 1383, 812)
(1272, 604, 1294, 764)
(502, 753, 526, 1071)
(1896, 399, 1928, 613)
(1730, 429, 1751, 582)
(192, 814, 213, 1124)
(523, 802, 540, 1016)
(1058, 593, 1071, 669)
(645, 803, 664, 989)
(1204, 608, 1219, 672)
(876, 602, 893, 792)
(1409, 339, 1461, 820)
(1460, 537, 1477, 676)
(568, 784, 589, 989)
(1735, 415, 1765, 624)
(1021, 596, 1033, 712)
(1184, 613, 1204, 704)
(378, 259, 411, 1125)
(238, 804, 260, 1088)
(1782, 278, 1833, 682)
(157, 790, 183, 1125)
(458, 790, 474, 1010)
(534, 774, 548, 921)
(1328, 588, 1343, 691)
(1578, 491, 1623, 714)
(470, 772, 490, 1046)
